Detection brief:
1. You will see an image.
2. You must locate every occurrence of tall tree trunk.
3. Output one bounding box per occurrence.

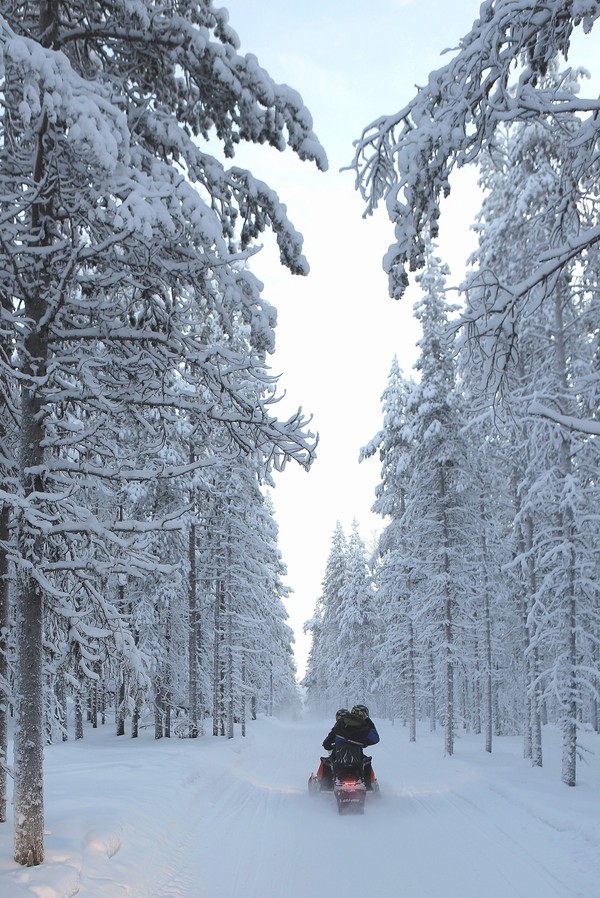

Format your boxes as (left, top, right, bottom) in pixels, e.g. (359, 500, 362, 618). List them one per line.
(164, 613, 172, 738)
(511, 392, 542, 766)
(116, 567, 126, 737)
(439, 466, 454, 757)
(116, 668, 126, 737)
(0, 504, 9, 822)
(241, 653, 246, 738)
(14, 377, 47, 864)
(90, 679, 98, 729)
(74, 692, 84, 741)
(131, 703, 139, 739)
(515, 512, 533, 761)
(14, 113, 51, 859)
(154, 677, 163, 740)
(99, 673, 106, 726)
(554, 294, 578, 787)
(524, 513, 543, 768)
(428, 647, 436, 731)
(226, 585, 234, 738)
(225, 534, 235, 740)
(0, 62, 16, 820)
(226, 639, 234, 739)
(213, 577, 225, 736)
(14, 566, 45, 865)
(479, 506, 493, 753)
(408, 619, 416, 743)
(592, 643, 599, 734)
(12, 0, 61, 855)
(558, 502, 577, 784)
(188, 479, 199, 738)
(515, 481, 543, 768)
(472, 626, 482, 736)
(74, 646, 84, 740)
(483, 590, 493, 753)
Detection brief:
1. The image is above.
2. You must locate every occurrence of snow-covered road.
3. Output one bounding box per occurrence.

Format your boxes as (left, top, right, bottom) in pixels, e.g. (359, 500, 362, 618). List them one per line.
(1, 716, 598, 898)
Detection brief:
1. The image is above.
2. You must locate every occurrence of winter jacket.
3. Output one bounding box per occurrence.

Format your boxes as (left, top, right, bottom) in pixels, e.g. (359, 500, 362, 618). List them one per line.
(322, 713, 380, 751)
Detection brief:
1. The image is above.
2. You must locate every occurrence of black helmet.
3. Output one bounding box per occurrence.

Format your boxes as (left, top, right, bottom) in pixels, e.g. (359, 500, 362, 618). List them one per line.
(351, 704, 369, 720)
(335, 708, 349, 721)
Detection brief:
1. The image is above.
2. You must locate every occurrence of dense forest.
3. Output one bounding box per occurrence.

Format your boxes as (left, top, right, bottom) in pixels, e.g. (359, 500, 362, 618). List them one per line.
(0, 0, 599, 868)
(304, 8, 600, 790)
(0, 0, 327, 866)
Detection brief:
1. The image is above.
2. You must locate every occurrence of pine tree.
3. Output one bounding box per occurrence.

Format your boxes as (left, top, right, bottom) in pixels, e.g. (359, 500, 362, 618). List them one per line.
(400, 244, 471, 756)
(303, 523, 348, 714)
(0, 0, 325, 863)
(362, 358, 416, 730)
(464, 73, 600, 782)
(336, 522, 376, 706)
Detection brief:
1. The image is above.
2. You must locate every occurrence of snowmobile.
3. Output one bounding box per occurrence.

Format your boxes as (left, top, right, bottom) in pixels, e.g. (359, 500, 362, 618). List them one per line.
(308, 743, 379, 814)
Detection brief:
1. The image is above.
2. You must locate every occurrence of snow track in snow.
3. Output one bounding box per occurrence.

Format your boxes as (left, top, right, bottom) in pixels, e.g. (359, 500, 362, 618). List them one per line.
(0, 716, 598, 898)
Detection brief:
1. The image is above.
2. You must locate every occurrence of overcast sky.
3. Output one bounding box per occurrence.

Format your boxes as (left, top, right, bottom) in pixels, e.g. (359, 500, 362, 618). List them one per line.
(219, 1, 599, 676)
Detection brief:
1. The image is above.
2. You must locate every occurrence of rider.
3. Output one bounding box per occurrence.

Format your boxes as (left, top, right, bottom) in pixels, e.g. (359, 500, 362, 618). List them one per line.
(322, 704, 379, 789)
(317, 708, 348, 789)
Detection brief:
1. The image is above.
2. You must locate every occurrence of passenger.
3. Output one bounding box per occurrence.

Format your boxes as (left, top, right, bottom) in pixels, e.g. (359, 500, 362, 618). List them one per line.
(322, 704, 379, 789)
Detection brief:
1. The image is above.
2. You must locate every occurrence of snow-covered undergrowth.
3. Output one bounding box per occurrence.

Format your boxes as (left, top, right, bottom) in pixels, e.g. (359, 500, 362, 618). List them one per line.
(0, 716, 598, 898)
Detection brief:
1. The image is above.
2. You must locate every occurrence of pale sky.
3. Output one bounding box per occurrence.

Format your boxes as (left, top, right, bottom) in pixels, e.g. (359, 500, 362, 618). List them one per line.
(219, 1, 599, 676)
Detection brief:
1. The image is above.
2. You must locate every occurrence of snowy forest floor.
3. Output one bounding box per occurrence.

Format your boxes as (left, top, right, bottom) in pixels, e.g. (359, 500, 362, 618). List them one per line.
(0, 716, 598, 898)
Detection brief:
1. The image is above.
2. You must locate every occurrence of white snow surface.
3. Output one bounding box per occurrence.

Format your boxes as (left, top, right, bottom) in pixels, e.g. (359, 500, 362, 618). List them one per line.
(0, 716, 598, 898)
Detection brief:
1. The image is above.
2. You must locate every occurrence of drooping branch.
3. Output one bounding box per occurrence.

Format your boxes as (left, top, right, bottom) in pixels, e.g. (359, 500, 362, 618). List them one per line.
(350, 0, 600, 299)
